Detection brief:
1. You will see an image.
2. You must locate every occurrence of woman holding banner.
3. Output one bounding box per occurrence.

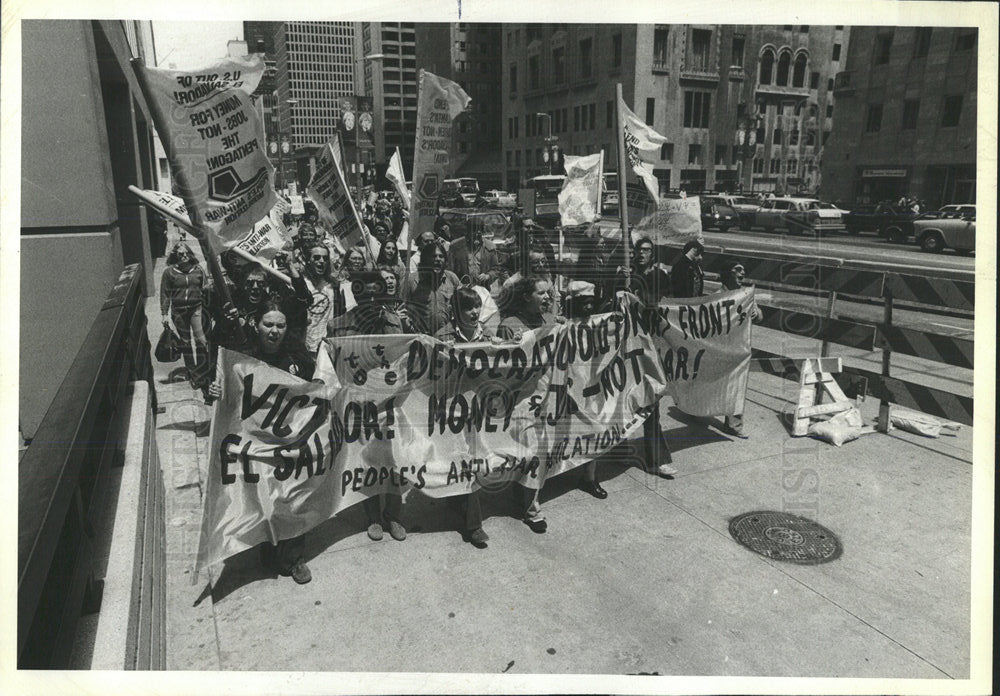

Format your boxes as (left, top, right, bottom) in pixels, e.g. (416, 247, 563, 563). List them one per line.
(209, 300, 316, 584)
(497, 275, 558, 533)
(434, 286, 499, 548)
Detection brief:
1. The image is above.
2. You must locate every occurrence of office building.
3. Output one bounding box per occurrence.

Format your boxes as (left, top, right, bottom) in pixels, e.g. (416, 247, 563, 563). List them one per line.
(273, 21, 359, 190)
(501, 24, 847, 195)
(360, 21, 419, 173)
(821, 26, 977, 207)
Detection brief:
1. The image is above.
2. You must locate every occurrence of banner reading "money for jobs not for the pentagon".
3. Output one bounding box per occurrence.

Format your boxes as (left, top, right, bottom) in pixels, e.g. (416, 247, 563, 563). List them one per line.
(136, 55, 277, 251)
(195, 289, 754, 573)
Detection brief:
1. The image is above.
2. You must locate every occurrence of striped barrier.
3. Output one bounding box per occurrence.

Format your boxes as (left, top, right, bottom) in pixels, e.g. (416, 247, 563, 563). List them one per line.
(703, 253, 886, 299)
(757, 306, 877, 352)
(875, 325, 974, 370)
(884, 273, 975, 312)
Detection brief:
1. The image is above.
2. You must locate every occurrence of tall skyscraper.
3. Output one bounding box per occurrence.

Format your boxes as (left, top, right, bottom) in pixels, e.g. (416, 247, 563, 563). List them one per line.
(272, 21, 359, 189)
(821, 26, 977, 208)
(360, 21, 419, 170)
(501, 24, 846, 195)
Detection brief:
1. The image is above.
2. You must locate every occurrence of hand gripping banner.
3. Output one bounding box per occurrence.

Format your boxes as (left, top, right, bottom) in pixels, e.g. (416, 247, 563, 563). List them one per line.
(195, 289, 753, 573)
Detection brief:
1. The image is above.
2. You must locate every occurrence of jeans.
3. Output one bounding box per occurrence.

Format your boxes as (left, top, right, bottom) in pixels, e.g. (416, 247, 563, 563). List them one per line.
(363, 494, 403, 523)
(643, 402, 672, 468)
(451, 491, 484, 531)
(171, 303, 210, 389)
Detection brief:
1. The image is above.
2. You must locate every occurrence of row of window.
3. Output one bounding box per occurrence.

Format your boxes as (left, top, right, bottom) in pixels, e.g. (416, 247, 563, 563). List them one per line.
(865, 95, 963, 133)
(875, 27, 975, 65)
(504, 145, 816, 171)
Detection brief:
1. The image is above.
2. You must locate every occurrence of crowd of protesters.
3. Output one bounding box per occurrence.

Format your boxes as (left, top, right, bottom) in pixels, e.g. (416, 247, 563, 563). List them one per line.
(159, 188, 759, 584)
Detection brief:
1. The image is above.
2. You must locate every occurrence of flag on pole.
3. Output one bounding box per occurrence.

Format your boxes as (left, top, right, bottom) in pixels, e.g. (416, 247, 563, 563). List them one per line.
(558, 151, 604, 227)
(133, 55, 277, 251)
(386, 147, 411, 209)
(617, 94, 668, 204)
(129, 187, 291, 262)
(307, 141, 377, 261)
(409, 70, 471, 243)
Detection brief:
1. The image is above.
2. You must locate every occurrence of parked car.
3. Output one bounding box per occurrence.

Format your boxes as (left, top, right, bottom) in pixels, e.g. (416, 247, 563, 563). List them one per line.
(435, 208, 512, 242)
(912, 208, 975, 254)
(843, 203, 917, 237)
(884, 204, 976, 244)
(481, 189, 517, 208)
(751, 197, 846, 234)
(698, 196, 739, 232)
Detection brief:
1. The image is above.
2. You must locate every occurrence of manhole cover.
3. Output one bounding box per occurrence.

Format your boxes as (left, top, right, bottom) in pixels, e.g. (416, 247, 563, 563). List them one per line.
(729, 511, 842, 565)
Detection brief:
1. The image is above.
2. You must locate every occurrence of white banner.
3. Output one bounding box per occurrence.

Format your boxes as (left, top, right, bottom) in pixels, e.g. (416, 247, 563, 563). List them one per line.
(558, 151, 603, 227)
(409, 70, 471, 242)
(633, 195, 704, 244)
(135, 55, 277, 251)
(618, 94, 668, 204)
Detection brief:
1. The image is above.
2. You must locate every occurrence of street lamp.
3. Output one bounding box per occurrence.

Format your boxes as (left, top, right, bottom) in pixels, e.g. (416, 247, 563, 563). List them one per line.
(344, 53, 385, 210)
(535, 112, 558, 175)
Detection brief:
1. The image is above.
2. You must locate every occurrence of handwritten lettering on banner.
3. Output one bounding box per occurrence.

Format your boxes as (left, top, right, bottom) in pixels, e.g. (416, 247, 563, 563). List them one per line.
(137, 55, 277, 250)
(196, 290, 752, 572)
(634, 195, 704, 243)
(306, 143, 367, 251)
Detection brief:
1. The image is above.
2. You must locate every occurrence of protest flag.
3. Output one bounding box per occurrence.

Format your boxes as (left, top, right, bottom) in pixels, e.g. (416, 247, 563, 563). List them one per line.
(385, 147, 411, 249)
(558, 151, 604, 227)
(406, 69, 471, 283)
(128, 186, 293, 285)
(307, 141, 379, 263)
(616, 88, 669, 205)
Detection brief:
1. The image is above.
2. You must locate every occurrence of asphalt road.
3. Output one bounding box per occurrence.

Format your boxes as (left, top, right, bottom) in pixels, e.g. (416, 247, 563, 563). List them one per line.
(695, 227, 977, 276)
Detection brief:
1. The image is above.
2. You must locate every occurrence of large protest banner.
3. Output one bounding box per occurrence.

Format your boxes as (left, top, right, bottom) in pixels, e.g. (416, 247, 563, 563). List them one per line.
(134, 55, 277, 251)
(195, 289, 752, 573)
(306, 142, 376, 259)
(408, 70, 471, 243)
(617, 94, 669, 204)
(558, 152, 604, 227)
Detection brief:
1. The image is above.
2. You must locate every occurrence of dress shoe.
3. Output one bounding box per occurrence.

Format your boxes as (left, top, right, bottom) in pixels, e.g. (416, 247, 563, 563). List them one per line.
(523, 517, 547, 534)
(581, 480, 608, 499)
(367, 522, 384, 541)
(467, 527, 489, 548)
(387, 519, 407, 541)
(289, 561, 312, 585)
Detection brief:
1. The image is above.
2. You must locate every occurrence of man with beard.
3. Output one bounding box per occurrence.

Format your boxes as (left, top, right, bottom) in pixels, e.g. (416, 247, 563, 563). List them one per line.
(400, 241, 461, 336)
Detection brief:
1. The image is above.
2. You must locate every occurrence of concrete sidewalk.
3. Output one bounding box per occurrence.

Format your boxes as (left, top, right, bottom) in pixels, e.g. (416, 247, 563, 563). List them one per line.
(147, 228, 976, 680)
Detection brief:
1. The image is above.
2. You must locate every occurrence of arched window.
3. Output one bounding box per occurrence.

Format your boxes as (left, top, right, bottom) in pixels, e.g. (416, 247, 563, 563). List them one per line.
(792, 52, 808, 87)
(776, 50, 792, 85)
(759, 49, 774, 85)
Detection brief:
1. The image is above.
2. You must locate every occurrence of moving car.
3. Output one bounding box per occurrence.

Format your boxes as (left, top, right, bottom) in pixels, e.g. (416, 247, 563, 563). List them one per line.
(703, 194, 759, 229)
(751, 197, 846, 235)
(698, 196, 739, 232)
(883, 203, 976, 244)
(481, 189, 517, 208)
(912, 207, 975, 253)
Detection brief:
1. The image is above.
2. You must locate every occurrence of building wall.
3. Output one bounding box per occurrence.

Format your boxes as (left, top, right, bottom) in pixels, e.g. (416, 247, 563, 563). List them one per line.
(365, 21, 418, 168)
(20, 20, 157, 438)
(822, 26, 977, 208)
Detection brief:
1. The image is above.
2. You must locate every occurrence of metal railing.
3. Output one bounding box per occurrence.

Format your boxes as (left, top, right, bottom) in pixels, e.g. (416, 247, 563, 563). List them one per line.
(18, 264, 158, 668)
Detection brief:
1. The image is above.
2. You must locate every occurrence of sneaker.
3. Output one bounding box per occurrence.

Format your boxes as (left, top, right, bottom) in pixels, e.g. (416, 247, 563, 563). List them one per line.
(387, 519, 407, 541)
(467, 527, 489, 548)
(289, 561, 312, 585)
(523, 517, 547, 534)
(367, 522, 384, 541)
(657, 463, 678, 477)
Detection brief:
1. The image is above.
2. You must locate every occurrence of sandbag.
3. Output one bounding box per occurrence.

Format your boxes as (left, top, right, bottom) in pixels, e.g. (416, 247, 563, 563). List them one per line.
(889, 408, 961, 438)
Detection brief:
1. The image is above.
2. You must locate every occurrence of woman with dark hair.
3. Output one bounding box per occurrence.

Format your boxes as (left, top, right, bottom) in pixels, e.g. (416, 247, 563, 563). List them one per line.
(497, 275, 556, 340)
(496, 275, 557, 533)
(376, 239, 406, 281)
(400, 240, 461, 335)
(160, 242, 213, 400)
(208, 301, 315, 584)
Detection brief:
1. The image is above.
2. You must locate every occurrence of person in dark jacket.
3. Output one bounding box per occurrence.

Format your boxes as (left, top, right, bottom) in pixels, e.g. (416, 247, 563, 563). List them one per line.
(670, 239, 705, 298)
(160, 243, 212, 399)
(629, 236, 671, 305)
(209, 301, 315, 584)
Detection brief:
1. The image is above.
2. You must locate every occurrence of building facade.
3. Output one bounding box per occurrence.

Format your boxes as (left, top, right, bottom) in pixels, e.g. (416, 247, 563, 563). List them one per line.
(21, 20, 160, 437)
(500, 24, 847, 196)
(273, 21, 359, 190)
(821, 26, 977, 208)
(361, 21, 419, 171)
(243, 21, 282, 155)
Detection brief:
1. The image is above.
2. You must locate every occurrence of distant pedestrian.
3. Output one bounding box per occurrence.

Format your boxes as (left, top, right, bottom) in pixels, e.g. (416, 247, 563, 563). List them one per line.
(670, 239, 705, 298)
(160, 243, 212, 401)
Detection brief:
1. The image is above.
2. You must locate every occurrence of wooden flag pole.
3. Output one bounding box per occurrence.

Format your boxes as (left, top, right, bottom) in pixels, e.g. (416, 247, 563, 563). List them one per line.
(614, 84, 631, 287)
(130, 58, 243, 342)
